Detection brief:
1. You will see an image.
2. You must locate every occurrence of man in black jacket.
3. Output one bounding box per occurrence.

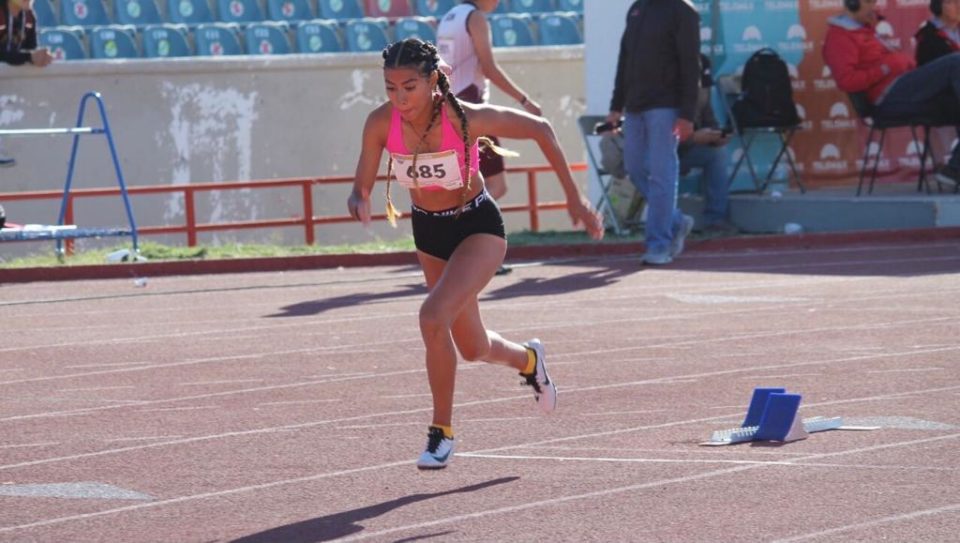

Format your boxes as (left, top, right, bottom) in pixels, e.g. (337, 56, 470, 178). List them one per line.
(916, 0, 960, 66)
(607, 0, 700, 265)
(0, 0, 53, 167)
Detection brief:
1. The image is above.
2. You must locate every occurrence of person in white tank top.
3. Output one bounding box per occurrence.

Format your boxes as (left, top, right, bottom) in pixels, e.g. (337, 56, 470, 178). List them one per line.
(435, 0, 542, 202)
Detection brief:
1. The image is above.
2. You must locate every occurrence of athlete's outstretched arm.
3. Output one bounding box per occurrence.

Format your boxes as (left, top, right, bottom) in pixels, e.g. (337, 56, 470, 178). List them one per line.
(348, 106, 389, 225)
(469, 104, 604, 239)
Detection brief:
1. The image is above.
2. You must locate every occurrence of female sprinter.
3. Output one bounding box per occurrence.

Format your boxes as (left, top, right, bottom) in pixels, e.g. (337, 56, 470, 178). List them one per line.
(347, 39, 604, 470)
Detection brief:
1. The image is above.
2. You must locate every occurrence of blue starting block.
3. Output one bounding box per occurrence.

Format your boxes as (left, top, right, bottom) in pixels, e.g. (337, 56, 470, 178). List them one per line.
(703, 387, 844, 446)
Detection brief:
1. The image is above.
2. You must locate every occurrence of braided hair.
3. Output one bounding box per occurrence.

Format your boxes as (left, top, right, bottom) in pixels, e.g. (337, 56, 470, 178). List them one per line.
(381, 38, 473, 225)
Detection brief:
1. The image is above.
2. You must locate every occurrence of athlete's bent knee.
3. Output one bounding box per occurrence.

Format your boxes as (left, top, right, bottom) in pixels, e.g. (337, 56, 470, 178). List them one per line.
(457, 338, 491, 362)
(419, 301, 452, 340)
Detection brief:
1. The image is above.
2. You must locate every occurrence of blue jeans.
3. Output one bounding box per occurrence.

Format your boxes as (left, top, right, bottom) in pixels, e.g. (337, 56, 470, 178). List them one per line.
(680, 143, 729, 225)
(623, 108, 683, 255)
(878, 52, 960, 168)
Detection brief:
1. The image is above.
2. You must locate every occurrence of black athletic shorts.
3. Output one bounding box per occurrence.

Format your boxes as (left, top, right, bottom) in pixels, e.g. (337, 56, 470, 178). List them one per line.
(411, 191, 506, 261)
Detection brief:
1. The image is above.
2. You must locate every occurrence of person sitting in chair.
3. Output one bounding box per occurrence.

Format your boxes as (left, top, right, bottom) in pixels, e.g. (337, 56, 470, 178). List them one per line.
(916, 0, 960, 66)
(681, 54, 736, 235)
(823, 0, 960, 188)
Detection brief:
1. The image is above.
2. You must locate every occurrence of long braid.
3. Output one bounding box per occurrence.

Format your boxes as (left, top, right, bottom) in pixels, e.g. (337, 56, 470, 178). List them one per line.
(436, 71, 473, 215)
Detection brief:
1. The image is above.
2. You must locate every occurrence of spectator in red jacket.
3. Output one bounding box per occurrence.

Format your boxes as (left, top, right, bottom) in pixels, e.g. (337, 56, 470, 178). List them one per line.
(0, 0, 53, 167)
(916, 0, 960, 66)
(823, 0, 960, 187)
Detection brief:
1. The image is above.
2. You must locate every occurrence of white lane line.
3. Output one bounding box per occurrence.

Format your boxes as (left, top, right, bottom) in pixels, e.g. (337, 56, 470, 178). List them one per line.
(771, 503, 960, 542)
(338, 416, 539, 431)
(180, 380, 263, 386)
(103, 436, 184, 443)
(257, 399, 341, 407)
(458, 453, 801, 466)
(0, 442, 59, 450)
(59, 386, 136, 393)
(382, 393, 433, 399)
(64, 361, 156, 369)
(579, 410, 668, 417)
(867, 368, 944, 374)
(336, 434, 960, 542)
(138, 406, 219, 413)
(457, 453, 960, 472)
(526, 446, 810, 456)
(736, 373, 823, 380)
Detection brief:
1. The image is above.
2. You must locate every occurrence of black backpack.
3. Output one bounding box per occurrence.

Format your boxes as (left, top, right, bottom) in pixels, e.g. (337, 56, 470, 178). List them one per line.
(732, 48, 800, 129)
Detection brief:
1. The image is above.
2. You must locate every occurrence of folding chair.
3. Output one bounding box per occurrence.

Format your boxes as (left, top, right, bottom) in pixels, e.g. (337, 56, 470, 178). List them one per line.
(847, 91, 959, 196)
(717, 74, 805, 194)
(578, 115, 630, 236)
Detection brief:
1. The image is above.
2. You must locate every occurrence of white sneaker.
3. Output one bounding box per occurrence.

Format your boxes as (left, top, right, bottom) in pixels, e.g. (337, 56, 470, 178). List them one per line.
(416, 426, 454, 470)
(670, 214, 695, 258)
(521, 338, 557, 414)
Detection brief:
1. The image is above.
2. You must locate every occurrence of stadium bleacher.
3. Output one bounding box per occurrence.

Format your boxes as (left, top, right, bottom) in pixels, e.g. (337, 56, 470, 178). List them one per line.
(89, 24, 141, 58)
(142, 23, 193, 56)
(114, 0, 164, 27)
(34, 0, 60, 26)
(194, 22, 243, 55)
(35, 0, 583, 59)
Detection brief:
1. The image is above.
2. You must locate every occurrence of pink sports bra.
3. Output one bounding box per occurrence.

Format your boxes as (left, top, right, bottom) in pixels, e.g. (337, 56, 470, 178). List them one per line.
(386, 104, 480, 191)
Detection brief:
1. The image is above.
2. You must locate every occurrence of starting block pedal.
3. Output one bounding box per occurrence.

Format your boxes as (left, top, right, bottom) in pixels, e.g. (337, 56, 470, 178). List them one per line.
(702, 387, 845, 446)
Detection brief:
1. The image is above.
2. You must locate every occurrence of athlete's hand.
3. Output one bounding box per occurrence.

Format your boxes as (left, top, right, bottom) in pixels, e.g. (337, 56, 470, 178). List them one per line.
(347, 189, 371, 227)
(568, 197, 605, 241)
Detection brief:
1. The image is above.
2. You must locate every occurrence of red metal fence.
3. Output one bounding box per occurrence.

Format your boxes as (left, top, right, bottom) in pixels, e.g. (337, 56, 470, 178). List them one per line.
(0, 163, 586, 249)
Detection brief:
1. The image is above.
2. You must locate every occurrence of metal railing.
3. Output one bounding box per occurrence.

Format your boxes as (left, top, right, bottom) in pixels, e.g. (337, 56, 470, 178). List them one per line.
(0, 163, 586, 253)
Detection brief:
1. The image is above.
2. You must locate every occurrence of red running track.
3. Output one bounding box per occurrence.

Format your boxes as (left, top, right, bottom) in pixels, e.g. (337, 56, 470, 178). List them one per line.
(1, 237, 959, 542)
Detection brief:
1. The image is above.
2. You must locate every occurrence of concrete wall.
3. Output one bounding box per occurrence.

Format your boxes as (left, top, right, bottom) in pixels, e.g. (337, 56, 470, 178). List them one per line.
(0, 47, 586, 256)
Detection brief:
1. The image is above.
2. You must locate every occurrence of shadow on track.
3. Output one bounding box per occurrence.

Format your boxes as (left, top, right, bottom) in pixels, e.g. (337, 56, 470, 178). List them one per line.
(229, 476, 520, 543)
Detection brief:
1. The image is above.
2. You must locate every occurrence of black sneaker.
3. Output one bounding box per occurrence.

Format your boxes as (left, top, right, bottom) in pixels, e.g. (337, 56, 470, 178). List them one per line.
(936, 165, 960, 188)
(495, 265, 513, 276)
(0, 152, 15, 168)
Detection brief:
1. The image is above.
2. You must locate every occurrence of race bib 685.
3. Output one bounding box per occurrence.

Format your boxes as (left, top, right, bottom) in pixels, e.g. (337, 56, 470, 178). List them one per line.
(391, 150, 464, 191)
